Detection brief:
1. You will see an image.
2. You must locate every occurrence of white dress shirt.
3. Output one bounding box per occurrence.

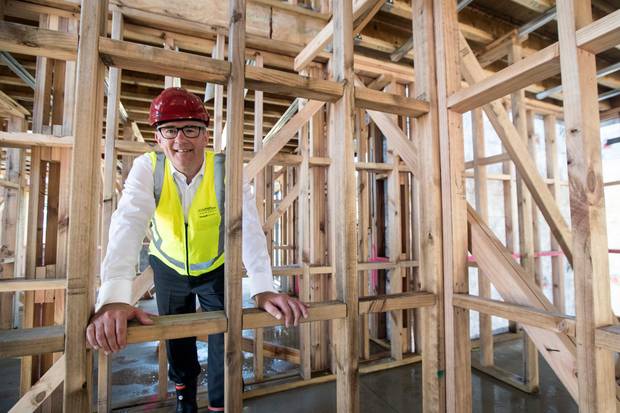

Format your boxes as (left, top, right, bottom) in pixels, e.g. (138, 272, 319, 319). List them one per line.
(96, 153, 275, 311)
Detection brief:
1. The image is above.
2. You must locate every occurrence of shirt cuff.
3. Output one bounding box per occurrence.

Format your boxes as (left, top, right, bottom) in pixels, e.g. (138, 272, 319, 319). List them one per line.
(96, 278, 134, 312)
(249, 272, 276, 298)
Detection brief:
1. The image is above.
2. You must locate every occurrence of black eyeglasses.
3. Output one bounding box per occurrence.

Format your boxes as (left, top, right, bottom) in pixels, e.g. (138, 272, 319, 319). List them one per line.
(157, 125, 205, 140)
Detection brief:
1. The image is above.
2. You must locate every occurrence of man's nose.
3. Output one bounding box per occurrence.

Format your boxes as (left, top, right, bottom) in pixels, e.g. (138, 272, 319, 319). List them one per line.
(175, 130, 190, 141)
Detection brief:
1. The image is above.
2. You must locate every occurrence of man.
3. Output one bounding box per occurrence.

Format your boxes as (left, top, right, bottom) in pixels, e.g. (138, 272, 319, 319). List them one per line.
(86, 88, 308, 412)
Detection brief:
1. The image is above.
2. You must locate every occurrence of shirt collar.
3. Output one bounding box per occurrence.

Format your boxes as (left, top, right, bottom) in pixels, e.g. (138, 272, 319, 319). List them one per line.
(168, 156, 205, 186)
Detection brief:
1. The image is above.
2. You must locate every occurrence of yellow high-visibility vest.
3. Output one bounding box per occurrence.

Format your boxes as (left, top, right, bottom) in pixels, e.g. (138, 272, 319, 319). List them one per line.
(147, 150, 225, 276)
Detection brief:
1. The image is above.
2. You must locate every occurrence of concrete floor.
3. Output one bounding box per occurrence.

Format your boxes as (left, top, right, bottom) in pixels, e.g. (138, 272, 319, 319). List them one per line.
(0, 293, 580, 412)
(242, 339, 577, 413)
(0, 336, 578, 413)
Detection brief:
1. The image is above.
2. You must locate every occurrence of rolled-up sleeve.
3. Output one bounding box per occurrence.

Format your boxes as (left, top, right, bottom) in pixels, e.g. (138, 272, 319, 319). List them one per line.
(96, 155, 155, 311)
(242, 182, 276, 297)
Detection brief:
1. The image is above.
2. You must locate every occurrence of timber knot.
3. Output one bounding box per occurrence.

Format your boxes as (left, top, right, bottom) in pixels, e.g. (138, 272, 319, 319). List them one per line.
(231, 11, 243, 23)
(100, 54, 114, 67)
(586, 169, 597, 193)
(22, 41, 39, 48)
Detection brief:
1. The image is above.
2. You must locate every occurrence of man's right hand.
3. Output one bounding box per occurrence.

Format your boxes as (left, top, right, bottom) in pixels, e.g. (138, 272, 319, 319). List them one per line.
(86, 303, 154, 354)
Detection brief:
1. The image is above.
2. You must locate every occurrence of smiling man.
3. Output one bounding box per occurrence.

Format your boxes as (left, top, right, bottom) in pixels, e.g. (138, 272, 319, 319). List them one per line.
(86, 88, 308, 413)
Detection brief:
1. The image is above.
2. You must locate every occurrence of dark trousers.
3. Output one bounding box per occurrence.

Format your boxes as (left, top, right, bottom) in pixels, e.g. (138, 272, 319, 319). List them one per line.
(150, 255, 224, 408)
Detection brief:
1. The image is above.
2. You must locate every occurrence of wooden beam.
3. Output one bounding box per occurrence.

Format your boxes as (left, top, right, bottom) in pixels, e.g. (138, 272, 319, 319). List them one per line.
(450, 42, 560, 113)
(556, 1, 617, 410)
(464, 152, 510, 169)
(354, 86, 430, 117)
(458, 33, 574, 266)
(434, 1, 471, 411)
(263, 181, 300, 232)
(63, 0, 107, 410)
(577, 8, 620, 54)
(297, 96, 312, 380)
(0, 21, 77, 60)
(367, 74, 393, 90)
(0, 278, 65, 292)
(243, 301, 346, 329)
(472, 107, 494, 368)
(449, 10, 620, 113)
(0, 131, 73, 148)
(213, 33, 226, 151)
(99, 37, 229, 84)
(468, 205, 578, 400)
(101, 7, 123, 274)
(294, 0, 383, 72)
(252, 52, 266, 382)
(476, 29, 517, 68)
(357, 105, 371, 361)
(411, 1, 446, 409)
(244, 100, 324, 182)
(0, 90, 29, 118)
(359, 292, 436, 314)
(385, 97, 403, 362)
(242, 336, 300, 365)
(223, 0, 245, 410)
(330, 0, 359, 411)
(245, 65, 343, 101)
(100, 37, 345, 102)
(354, 76, 420, 178)
(8, 355, 65, 413)
(543, 114, 566, 312)
(453, 294, 575, 337)
(308, 64, 328, 372)
(0, 326, 64, 358)
(509, 39, 540, 392)
(127, 311, 228, 344)
(595, 325, 620, 353)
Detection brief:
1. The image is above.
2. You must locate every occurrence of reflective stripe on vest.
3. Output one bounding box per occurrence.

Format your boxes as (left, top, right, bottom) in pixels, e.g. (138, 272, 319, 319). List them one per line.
(148, 151, 225, 275)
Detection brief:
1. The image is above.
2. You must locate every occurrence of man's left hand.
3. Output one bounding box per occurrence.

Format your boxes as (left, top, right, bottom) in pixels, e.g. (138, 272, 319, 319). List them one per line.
(254, 292, 309, 328)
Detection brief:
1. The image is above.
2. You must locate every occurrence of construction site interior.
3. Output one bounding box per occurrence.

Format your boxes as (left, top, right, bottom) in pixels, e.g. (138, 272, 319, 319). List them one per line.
(0, 0, 619, 412)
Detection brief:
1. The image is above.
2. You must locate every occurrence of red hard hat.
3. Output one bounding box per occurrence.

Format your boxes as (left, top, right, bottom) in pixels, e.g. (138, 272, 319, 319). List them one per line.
(149, 87, 210, 127)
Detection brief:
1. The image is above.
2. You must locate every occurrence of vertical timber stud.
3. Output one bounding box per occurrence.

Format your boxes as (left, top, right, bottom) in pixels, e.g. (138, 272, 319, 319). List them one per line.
(357, 107, 371, 361)
(298, 95, 312, 380)
(224, 0, 245, 411)
(556, 1, 616, 411)
(22, 14, 52, 394)
(434, 0, 470, 412)
(386, 83, 403, 362)
(98, 9, 124, 413)
(309, 65, 328, 371)
(509, 39, 539, 392)
(253, 53, 265, 382)
(64, 0, 107, 411)
(213, 33, 226, 152)
(412, 0, 446, 410)
(472, 108, 493, 368)
(543, 115, 565, 312)
(331, 0, 359, 411)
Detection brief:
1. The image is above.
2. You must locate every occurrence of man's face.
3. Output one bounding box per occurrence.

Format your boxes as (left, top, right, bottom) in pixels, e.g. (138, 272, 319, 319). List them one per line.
(155, 120, 209, 177)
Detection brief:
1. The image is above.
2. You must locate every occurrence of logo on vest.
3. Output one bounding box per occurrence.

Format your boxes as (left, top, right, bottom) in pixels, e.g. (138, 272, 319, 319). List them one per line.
(198, 206, 219, 219)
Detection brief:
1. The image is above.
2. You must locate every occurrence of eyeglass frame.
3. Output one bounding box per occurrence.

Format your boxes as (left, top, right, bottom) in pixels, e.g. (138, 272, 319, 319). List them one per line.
(156, 124, 207, 140)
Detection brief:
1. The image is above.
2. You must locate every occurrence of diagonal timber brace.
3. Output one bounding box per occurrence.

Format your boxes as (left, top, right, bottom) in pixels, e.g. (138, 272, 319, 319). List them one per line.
(467, 204, 578, 400)
(353, 76, 419, 176)
(263, 181, 301, 233)
(459, 32, 574, 266)
(244, 100, 325, 183)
